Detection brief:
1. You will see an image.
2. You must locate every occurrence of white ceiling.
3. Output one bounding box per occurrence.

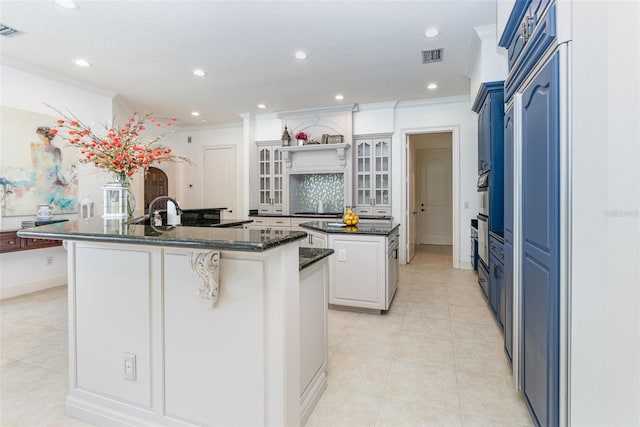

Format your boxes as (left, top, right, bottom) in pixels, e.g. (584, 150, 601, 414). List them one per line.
(0, 0, 496, 127)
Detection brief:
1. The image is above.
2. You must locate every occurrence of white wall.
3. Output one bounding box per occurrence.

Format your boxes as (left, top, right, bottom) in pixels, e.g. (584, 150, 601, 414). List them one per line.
(176, 124, 244, 211)
(570, 1, 640, 425)
(352, 97, 477, 267)
(0, 62, 113, 298)
(468, 25, 508, 101)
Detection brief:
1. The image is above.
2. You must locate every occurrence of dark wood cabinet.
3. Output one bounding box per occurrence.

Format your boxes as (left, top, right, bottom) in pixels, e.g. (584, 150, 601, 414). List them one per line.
(0, 230, 62, 254)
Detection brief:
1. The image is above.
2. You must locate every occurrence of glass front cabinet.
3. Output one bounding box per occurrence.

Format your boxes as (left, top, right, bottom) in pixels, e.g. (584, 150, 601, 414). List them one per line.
(354, 135, 391, 216)
(257, 143, 284, 214)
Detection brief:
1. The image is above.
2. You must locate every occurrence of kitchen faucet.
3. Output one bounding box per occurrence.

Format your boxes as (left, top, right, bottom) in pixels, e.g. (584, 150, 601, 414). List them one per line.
(148, 196, 183, 226)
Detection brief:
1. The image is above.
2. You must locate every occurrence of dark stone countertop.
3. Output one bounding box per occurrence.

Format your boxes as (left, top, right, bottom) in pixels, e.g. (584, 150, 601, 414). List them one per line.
(299, 247, 334, 271)
(299, 221, 400, 236)
(248, 212, 393, 221)
(17, 218, 306, 252)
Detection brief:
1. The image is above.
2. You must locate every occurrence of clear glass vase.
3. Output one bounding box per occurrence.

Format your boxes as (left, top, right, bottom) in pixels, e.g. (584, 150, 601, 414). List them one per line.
(113, 172, 135, 218)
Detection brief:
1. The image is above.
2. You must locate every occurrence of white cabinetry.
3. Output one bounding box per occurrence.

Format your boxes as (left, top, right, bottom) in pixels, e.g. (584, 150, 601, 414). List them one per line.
(300, 229, 327, 249)
(299, 259, 328, 425)
(328, 228, 399, 312)
(257, 142, 284, 214)
(354, 135, 392, 216)
(246, 217, 291, 231)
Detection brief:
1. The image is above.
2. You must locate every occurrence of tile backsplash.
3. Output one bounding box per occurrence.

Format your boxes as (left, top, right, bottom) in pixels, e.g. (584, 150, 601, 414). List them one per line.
(289, 173, 344, 213)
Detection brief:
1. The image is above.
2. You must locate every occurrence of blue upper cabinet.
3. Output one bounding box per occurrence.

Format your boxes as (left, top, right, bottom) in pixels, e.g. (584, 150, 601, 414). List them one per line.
(472, 81, 505, 232)
(499, 0, 553, 72)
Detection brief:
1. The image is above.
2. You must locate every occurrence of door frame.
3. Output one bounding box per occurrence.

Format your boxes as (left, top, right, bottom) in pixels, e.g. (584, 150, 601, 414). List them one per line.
(401, 125, 460, 268)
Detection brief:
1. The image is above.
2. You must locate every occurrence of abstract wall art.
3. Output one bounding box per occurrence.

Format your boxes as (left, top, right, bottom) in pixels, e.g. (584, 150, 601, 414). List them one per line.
(0, 106, 78, 216)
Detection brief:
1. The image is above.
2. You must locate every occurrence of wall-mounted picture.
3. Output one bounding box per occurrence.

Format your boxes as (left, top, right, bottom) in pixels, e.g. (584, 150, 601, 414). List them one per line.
(0, 106, 78, 216)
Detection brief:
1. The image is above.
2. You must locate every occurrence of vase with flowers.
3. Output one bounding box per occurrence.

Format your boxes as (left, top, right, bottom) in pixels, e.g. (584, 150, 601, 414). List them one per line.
(49, 105, 189, 218)
(295, 131, 308, 146)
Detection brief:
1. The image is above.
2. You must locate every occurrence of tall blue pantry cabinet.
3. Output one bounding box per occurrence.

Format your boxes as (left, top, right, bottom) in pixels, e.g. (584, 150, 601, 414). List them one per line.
(500, 0, 567, 426)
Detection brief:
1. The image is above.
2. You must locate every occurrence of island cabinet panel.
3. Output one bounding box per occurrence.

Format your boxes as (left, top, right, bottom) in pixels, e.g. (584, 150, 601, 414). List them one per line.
(299, 260, 329, 425)
(74, 244, 153, 408)
(328, 235, 386, 310)
(64, 240, 310, 427)
(163, 251, 265, 426)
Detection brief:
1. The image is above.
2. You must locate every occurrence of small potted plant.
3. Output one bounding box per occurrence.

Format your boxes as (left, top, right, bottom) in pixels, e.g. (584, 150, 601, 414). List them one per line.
(295, 131, 308, 146)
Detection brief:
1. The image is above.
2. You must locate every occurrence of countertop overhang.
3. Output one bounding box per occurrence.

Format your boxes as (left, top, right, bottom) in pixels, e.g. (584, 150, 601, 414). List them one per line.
(298, 247, 334, 271)
(17, 218, 306, 252)
(300, 220, 400, 236)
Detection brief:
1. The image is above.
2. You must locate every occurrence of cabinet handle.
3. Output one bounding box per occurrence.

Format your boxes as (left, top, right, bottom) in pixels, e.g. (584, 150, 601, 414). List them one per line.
(309, 235, 314, 245)
(520, 15, 532, 45)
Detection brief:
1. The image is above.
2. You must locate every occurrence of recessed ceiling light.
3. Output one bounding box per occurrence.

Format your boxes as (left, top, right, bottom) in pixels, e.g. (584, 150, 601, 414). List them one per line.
(294, 50, 307, 60)
(427, 83, 438, 90)
(191, 111, 200, 117)
(424, 27, 440, 38)
(335, 94, 344, 101)
(193, 69, 207, 77)
(73, 59, 91, 67)
(257, 104, 267, 109)
(54, 0, 77, 9)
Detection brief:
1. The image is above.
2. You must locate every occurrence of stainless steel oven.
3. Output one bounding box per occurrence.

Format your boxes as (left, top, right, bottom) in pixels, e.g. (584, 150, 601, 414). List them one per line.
(477, 214, 489, 267)
(477, 171, 490, 217)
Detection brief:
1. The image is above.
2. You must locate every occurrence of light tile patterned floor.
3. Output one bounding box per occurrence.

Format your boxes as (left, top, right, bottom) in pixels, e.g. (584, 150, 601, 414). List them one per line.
(0, 245, 533, 426)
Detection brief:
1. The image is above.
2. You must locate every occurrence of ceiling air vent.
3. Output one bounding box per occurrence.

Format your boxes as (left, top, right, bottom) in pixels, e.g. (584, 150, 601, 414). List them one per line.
(422, 48, 443, 64)
(0, 24, 20, 37)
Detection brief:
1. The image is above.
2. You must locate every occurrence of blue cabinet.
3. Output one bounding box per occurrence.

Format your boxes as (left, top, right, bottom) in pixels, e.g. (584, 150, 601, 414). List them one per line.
(489, 234, 505, 329)
(499, 0, 554, 72)
(477, 98, 491, 173)
(477, 259, 489, 300)
(501, 1, 561, 425)
(472, 81, 505, 232)
(521, 53, 560, 427)
(503, 106, 515, 364)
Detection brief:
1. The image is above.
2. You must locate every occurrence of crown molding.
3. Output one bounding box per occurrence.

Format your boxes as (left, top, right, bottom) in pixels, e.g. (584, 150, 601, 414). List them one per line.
(356, 101, 398, 111)
(396, 95, 471, 109)
(277, 103, 358, 119)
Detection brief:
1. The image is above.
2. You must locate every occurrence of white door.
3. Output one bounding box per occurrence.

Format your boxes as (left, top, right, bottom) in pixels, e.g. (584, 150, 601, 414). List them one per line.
(203, 146, 237, 216)
(417, 147, 452, 245)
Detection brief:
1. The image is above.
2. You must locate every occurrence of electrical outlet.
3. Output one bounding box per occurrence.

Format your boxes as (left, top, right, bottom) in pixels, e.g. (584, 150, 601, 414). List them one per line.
(464, 202, 469, 209)
(45, 256, 54, 265)
(338, 249, 347, 262)
(123, 353, 136, 381)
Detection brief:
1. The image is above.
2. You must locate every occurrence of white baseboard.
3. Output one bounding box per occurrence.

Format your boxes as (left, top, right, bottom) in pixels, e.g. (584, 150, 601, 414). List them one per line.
(0, 276, 67, 300)
(459, 260, 474, 270)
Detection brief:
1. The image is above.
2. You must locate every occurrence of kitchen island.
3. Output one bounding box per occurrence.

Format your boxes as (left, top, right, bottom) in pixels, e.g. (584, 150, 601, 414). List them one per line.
(18, 218, 331, 427)
(300, 221, 400, 313)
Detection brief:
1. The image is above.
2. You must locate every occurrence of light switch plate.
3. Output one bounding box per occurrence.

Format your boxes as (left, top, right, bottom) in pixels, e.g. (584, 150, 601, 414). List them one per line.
(338, 249, 347, 262)
(124, 353, 136, 381)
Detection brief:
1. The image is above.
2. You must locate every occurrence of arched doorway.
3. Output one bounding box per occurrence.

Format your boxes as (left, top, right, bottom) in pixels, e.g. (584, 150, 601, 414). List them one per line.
(144, 167, 168, 213)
